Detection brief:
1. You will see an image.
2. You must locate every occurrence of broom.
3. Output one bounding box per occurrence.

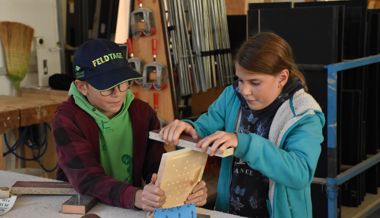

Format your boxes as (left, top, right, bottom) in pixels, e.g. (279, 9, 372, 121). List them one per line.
(0, 21, 34, 93)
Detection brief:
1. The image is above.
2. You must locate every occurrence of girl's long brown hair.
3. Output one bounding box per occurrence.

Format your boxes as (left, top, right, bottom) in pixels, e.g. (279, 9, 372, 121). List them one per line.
(236, 32, 307, 91)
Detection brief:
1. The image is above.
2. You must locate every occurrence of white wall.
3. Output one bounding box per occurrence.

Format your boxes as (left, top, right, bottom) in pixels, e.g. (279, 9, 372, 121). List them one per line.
(0, 0, 62, 95)
(115, 0, 131, 44)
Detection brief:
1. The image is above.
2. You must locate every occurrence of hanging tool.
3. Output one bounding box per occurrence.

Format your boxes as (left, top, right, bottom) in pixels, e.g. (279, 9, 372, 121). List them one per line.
(143, 38, 167, 90)
(130, 0, 155, 38)
(127, 38, 143, 85)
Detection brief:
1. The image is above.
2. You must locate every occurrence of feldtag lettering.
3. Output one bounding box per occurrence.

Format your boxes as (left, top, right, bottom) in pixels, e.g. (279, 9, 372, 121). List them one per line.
(92, 52, 123, 67)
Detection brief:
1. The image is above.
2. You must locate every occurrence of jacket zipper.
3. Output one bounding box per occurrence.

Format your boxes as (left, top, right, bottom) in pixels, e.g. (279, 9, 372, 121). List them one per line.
(285, 188, 294, 218)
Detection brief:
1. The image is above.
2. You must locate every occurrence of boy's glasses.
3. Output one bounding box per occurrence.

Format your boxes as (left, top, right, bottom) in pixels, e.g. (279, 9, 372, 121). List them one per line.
(99, 81, 129, 96)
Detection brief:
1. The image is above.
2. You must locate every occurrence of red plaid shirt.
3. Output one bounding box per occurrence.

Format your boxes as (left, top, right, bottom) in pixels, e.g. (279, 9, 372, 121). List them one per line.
(52, 97, 164, 208)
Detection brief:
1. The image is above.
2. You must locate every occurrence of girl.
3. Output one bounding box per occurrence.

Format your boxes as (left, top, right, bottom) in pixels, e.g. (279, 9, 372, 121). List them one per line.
(159, 32, 324, 218)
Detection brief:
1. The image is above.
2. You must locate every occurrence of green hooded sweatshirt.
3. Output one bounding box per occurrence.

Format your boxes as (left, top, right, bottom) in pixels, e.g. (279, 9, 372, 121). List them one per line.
(69, 83, 134, 183)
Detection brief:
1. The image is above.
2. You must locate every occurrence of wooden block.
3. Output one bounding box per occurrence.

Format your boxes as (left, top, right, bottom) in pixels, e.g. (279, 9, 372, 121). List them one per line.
(149, 130, 234, 158)
(10, 181, 77, 195)
(61, 195, 97, 214)
(0, 187, 10, 198)
(157, 148, 208, 208)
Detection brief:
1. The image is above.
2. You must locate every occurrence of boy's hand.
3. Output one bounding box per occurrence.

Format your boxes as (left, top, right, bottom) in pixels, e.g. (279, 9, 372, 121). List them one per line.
(135, 174, 166, 211)
(185, 180, 207, 206)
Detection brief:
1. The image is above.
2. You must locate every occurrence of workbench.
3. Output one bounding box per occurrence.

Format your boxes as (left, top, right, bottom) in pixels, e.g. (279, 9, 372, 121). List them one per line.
(0, 88, 68, 171)
(0, 170, 242, 218)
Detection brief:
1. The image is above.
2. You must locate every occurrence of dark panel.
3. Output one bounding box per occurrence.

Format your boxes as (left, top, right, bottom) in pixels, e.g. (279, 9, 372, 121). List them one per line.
(366, 9, 380, 188)
(227, 15, 247, 57)
(339, 90, 365, 207)
(98, 0, 119, 39)
(300, 67, 327, 178)
(247, 2, 291, 36)
(295, 0, 367, 59)
(248, 7, 342, 64)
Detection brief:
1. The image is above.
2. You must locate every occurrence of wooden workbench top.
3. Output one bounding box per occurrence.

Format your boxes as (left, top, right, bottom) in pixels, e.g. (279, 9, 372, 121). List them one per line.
(0, 88, 68, 134)
(0, 170, 243, 218)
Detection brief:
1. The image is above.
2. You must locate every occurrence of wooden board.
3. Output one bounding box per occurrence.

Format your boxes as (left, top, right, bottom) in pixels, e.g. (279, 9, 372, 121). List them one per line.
(149, 130, 234, 158)
(10, 181, 76, 195)
(156, 148, 208, 208)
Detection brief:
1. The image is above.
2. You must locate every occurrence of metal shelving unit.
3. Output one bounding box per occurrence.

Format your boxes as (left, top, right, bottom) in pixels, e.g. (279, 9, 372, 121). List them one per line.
(323, 54, 380, 218)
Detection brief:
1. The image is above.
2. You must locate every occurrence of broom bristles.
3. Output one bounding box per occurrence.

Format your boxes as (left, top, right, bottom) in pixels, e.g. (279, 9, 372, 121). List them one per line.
(0, 21, 34, 90)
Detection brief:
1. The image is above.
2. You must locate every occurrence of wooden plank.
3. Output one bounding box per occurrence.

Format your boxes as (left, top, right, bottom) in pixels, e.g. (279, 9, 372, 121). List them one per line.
(149, 130, 234, 158)
(156, 148, 208, 208)
(10, 181, 76, 195)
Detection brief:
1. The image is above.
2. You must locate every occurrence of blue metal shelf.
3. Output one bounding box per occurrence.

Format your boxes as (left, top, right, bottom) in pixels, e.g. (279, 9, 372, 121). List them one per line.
(324, 54, 380, 218)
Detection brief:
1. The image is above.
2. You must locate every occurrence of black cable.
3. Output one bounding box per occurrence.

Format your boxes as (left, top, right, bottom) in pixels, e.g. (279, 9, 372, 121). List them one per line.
(3, 126, 35, 160)
(2, 123, 57, 173)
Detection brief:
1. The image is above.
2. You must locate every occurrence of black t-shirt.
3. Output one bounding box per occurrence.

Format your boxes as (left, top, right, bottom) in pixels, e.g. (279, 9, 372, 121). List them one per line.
(228, 78, 302, 218)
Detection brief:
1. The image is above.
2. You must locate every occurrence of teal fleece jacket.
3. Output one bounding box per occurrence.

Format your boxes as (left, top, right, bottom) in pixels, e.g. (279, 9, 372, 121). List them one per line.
(187, 85, 325, 218)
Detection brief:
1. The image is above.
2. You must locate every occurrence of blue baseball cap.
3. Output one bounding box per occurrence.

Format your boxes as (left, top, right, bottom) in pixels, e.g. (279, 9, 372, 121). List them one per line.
(73, 39, 142, 90)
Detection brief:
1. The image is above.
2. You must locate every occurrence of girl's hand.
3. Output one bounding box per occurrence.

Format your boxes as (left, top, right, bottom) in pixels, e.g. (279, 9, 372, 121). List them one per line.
(197, 131, 238, 156)
(159, 119, 198, 145)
